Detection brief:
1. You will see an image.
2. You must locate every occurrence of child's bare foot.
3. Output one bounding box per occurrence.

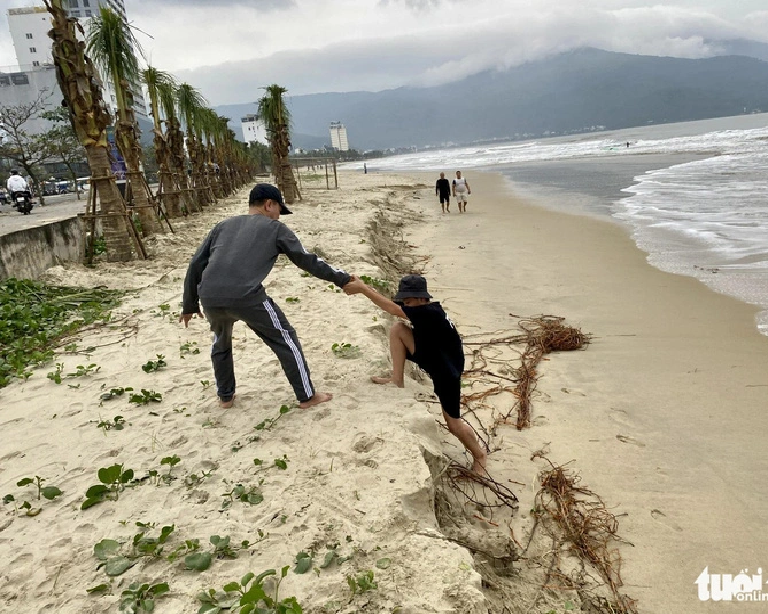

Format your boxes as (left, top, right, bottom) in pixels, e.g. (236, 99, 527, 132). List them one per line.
(299, 392, 333, 409)
(471, 453, 488, 475)
(219, 395, 235, 409)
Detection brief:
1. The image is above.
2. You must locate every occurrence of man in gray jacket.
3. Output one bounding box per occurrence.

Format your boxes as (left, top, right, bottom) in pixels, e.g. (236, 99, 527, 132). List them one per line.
(180, 183, 350, 409)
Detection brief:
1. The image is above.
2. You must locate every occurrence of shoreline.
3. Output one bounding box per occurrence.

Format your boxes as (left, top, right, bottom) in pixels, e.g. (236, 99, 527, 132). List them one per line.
(403, 169, 768, 612)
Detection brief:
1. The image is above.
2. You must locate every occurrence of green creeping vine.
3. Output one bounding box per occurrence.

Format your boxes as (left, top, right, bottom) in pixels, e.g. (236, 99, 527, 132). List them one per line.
(82, 464, 135, 509)
(141, 355, 167, 372)
(0, 278, 122, 388)
(197, 567, 303, 614)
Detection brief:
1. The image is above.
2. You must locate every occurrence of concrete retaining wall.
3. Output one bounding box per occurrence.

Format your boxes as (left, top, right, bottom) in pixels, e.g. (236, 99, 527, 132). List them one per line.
(0, 216, 83, 280)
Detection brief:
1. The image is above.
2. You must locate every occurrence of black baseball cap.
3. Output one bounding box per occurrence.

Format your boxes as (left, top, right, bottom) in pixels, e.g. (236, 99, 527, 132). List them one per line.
(249, 183, 292, 215)
(393, 275, 432, 301)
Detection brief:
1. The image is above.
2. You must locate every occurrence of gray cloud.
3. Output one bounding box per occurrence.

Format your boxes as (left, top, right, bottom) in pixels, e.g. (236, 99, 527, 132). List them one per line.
(172, 4, 764, 105)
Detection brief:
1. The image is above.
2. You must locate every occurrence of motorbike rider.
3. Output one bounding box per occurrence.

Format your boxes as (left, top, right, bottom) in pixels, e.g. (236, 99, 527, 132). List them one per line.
(6, 170, 28, 200)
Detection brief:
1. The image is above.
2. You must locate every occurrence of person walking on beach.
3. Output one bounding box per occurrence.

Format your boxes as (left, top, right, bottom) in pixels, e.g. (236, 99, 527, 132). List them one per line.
(452, 171, 470, 213)
(344, 274, 487, 473)
(180, 183, 351, 410)
(435, 172, 451, 213)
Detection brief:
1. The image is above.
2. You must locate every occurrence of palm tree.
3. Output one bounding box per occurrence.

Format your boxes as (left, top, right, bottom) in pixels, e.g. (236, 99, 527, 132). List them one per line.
(87, 6, 160, 236)
(177, 83, 209, 211)
(158, 80, 195, 215)
(44, 0, 134, 262)
(143, 66, 181, 218)
(257, 84, 299, 204)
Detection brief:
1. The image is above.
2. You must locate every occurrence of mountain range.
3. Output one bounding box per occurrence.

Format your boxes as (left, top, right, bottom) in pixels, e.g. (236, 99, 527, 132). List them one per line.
(215, 44, 768, 151)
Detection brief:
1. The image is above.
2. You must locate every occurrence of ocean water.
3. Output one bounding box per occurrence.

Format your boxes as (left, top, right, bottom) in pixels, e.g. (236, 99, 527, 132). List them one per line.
(347, 114, 768, 335)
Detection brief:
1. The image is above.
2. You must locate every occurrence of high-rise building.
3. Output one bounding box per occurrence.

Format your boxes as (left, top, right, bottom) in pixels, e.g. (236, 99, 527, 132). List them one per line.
(6, 2, 148, 121)
(241, 114, 268, 146)
(329, 121, 349, 151)
(8, 7, 53, 68)
(61, 0, 148, 119)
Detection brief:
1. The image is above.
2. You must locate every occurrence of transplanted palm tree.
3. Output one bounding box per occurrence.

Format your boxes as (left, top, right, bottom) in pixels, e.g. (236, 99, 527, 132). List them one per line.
(143, 65, 182, 218)
(87, 6, 161, 236)
(158, 80, 195, 215)
(177, 83, 209, 211)
(44, 0, 134, 262)
(257, 84, 299, 204)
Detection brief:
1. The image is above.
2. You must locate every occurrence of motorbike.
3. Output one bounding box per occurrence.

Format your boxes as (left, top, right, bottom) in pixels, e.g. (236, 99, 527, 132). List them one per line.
(12, 190, 34, 215)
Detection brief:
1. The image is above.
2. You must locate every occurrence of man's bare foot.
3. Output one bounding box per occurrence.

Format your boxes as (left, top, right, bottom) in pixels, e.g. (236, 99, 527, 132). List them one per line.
(219, 395, 235, 409)
(299, 392, 333, 409)
(371, 375, 405, 387)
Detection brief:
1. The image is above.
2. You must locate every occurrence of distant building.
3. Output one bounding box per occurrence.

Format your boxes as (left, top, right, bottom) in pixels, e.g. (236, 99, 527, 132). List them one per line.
(241, 114, 268, 146)
(329, 121, 349, 151)
(0, 64, 60, 134)
(6, 2, 148, 120)
(8, 7, 53, 68)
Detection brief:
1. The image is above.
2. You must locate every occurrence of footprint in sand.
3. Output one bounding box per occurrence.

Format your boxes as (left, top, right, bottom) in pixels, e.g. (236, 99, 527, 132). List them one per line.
(352, 435, 384, 454)
(651, 509, 683, 532)
(616, 434, 645, 448)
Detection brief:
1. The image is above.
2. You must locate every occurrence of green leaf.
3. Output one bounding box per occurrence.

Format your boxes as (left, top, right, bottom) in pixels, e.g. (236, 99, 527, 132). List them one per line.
(16, 477, 34, 487)
(245, 492, 263, 505)
(159, 525, 175, 543)
(185, 552, 212, 571)
(94, 539, 121, 560)
(294, 552, 312, 574)
(121, 469, 135, 483)
(254, 569, 276, 584)
(224, 582, 241, 592)
(152, 582, 170, 595)
(86, 583, 111, 594)
(375, 557, 391, 569)
(141, 599, 155, 612)
(320, 551, 336, 568)
(41, 486, 62, 500)
(274, 458, 288, 470)
(98, 465, 122, 484)
(85, 484, 110, 498)
(105, 556, 136, 576)
(240, 582, 267, 605)
(253, 458, 263, 466)
(81, 497, 102, 510)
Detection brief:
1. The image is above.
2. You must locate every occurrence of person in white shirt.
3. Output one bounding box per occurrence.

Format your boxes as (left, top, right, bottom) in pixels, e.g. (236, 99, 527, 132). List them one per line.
(452, 170, 471, 213)
(6, 170, 28, 196)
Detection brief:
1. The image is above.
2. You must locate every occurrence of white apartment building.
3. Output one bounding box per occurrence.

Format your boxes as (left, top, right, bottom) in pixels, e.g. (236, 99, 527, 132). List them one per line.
(241, 114, 268, 146)
(329, 121, 349, 151)
(5, 1, 148, 120)
(8, 6, 52, 68)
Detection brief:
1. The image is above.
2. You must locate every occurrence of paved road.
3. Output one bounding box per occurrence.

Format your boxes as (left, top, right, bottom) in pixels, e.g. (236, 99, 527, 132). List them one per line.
(0, 192, 88, 237)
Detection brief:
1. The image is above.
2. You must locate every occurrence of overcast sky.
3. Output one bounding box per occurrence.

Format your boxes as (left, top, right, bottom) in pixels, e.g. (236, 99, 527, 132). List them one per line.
(1, 0, 767, 105)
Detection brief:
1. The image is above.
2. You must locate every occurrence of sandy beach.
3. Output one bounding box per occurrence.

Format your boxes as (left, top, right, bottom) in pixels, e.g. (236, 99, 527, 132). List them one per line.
(1, 169, 767, 613)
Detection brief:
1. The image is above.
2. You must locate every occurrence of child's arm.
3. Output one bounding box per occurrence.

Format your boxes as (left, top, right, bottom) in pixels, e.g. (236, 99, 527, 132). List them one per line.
(344, 276, 406, 319)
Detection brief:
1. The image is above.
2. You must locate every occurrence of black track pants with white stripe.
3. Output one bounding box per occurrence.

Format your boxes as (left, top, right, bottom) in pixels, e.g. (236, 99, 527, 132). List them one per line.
(203, 298, 315, 403)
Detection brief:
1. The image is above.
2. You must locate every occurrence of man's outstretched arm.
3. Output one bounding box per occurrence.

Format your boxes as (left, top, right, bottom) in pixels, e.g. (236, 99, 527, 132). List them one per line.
(277, 224, 351, 287)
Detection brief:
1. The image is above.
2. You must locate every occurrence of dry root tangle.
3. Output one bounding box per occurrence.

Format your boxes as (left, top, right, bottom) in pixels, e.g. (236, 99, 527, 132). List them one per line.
(533, 456, 638, 614)
(462, 315, 590, 430)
